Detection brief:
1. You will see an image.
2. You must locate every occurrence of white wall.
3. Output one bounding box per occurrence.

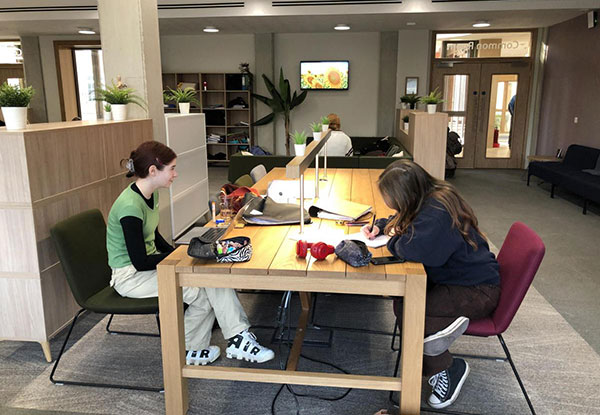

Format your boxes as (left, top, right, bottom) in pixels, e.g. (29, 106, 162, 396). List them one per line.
(273, 32, 380, 154)
(395, 30, 431, 108)
(160, 34, 254, 73)
(39, 35, 100, 122)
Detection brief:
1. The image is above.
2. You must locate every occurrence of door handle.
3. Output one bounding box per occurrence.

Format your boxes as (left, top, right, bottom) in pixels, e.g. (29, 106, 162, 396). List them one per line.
(473, 91, 478, 95)
(481, 91, 487, 96)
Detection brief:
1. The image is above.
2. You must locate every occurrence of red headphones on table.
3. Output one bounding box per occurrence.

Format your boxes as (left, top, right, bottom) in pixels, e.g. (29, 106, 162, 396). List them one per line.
(296, 240, 335, 261)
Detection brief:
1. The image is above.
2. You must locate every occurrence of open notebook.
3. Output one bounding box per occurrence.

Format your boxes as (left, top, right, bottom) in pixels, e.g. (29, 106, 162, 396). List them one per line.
(308, 199, 372, 222)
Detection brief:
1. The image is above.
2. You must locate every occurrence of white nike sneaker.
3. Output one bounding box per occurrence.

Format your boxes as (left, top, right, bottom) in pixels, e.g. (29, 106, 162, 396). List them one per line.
(226, 330, 275, 363)
(186, 345, 221, 365)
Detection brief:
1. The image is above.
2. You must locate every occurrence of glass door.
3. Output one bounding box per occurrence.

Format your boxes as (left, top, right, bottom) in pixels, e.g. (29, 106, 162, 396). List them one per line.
(474, 62, 531, 168)
(431, 63, 481, 168)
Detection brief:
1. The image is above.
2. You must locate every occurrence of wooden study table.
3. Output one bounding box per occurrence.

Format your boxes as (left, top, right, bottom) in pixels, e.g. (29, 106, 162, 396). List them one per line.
(157, 167, 427, 415)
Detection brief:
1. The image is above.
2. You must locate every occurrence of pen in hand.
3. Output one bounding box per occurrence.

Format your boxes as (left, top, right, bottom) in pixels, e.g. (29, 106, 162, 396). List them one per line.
(369, 214, 377, 240)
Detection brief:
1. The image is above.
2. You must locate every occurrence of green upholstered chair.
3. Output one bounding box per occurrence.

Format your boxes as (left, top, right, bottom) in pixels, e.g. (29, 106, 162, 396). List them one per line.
(49, 209, 162, 392)
(234, 173, 255, 187)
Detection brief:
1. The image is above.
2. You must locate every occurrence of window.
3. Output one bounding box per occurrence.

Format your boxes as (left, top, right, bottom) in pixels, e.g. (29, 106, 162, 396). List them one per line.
(435, 32, 532, 59)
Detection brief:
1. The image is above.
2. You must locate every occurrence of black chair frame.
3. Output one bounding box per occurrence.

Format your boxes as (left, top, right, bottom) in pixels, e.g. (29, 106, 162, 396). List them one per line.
(389, 320, 536, 415)
(50, 310, 163, 392)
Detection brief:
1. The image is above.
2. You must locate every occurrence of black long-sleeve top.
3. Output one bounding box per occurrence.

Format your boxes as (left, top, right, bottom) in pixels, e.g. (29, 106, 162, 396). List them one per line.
(120, 184, 174, 271)
(375, 198, 499, 287)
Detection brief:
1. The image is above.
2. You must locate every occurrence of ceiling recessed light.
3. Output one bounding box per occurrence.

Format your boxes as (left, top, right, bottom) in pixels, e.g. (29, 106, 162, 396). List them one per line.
(473, 21, 490, 28)
(77, 27, 96, 35)
(406, 22, 417, 26)
(334, 24, 350, 31)
(203, 26, 219, 33)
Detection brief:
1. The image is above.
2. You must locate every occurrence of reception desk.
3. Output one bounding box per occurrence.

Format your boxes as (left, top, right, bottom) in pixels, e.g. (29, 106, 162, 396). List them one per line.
(0, 119, 151, 361)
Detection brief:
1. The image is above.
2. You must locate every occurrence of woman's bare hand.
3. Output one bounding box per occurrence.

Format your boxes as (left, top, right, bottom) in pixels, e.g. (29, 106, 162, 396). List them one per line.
(361, 224, 380, 240)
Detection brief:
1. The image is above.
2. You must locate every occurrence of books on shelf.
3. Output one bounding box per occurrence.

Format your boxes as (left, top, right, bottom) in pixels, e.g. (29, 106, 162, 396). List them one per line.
(308, 199, 372, 222)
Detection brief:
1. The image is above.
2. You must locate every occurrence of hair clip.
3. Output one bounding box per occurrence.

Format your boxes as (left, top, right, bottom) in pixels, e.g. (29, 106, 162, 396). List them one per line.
(125, 158, 135, 173)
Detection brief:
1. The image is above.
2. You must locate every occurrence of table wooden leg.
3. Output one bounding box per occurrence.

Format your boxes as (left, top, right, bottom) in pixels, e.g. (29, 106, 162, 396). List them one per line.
(158, 262, 188, 415)
(286, 292, 311, 372)
(399, 274, 427, 415)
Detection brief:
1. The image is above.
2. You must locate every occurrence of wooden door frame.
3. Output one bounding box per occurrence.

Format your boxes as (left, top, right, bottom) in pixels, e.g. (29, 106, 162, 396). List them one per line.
(430, 62, 481, 168)
(474, 61, 531, 168)
(429, 29, 538, 169)
(54, 40, 101, 121)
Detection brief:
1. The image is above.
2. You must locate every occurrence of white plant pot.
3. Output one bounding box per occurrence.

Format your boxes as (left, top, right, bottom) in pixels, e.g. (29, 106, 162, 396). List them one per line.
(427, 104, 437, 114)
(321, 124, 329, 132)
(111, 104, 128, 121)
(103, 110, 112, 121)
(401, 103, 408, 109)
(1, 107, 28, 130)
(294, 144, 306, 156)
(403, 122, 409, 131)
(179, 102, 190, 114)
(313, 131, 322, 141)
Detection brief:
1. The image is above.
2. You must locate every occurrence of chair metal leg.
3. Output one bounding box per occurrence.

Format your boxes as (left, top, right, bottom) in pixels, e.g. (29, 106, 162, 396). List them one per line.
(106, 314, 160, 337)
(527, 174, 530, 186)
(498, 334, 536, 415)
(51, 309, 163, 392)
(391, 317, 400, 351)
(583, 199, 588, 215)
(388, 333, 536, 415)
(550, 184, 555, 198)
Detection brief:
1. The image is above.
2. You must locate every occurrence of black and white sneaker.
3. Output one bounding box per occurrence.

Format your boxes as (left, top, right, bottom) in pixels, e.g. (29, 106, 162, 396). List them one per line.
(226, 330, 275, 363)
(427, 358, 470, 409)
(423, 316, 469, 357)
(186, 346, 220, 365)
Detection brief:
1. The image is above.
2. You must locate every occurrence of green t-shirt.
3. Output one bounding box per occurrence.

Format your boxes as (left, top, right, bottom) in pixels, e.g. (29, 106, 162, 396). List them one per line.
(107, 185, 160, 269)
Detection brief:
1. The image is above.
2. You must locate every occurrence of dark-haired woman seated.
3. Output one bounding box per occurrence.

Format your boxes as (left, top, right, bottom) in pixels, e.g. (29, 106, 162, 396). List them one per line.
(363, 159, 500, 409)
(107, 141, 274, 366)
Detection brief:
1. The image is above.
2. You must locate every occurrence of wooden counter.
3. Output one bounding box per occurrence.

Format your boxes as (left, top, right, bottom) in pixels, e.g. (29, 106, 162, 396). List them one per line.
(395, 109, 448, 180)
(0, 119, 152, 361)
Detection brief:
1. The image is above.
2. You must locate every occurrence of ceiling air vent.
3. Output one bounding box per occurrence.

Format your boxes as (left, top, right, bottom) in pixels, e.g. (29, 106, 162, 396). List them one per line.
(0, 5, 97, 13)
(158, 2, 244, 10)
(273, 0, 402, 7)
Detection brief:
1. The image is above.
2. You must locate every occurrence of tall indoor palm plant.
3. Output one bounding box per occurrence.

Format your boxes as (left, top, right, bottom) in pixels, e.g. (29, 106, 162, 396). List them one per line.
(252, 68, 308, 156)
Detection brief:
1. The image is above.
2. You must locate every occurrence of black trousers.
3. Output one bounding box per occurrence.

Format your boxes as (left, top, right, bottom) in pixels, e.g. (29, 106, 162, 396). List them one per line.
(395, 282, 501, 377)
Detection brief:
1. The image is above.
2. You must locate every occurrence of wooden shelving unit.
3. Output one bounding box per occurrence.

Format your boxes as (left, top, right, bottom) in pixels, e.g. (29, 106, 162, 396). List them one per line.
(162, 72, 253, 164)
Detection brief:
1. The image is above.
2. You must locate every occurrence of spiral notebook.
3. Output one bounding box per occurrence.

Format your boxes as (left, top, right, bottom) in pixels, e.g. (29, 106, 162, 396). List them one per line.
(308, 199, 372, 222)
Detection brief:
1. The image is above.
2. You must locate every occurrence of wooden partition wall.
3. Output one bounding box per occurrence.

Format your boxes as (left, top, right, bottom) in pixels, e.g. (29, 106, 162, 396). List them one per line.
(395, 109, 448, 180)
(0, 119, 151, 361)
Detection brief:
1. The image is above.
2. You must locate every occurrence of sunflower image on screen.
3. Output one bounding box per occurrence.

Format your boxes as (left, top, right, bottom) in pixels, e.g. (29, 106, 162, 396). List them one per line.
(300, 61, 349, 90)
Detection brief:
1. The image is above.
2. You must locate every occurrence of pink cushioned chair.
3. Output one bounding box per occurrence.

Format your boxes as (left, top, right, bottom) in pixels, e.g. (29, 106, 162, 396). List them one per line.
(390, 222, 545, 414)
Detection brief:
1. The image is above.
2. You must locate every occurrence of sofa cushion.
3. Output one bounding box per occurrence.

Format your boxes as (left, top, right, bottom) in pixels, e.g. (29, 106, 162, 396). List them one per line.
(562, 171, 600, 203)
(529, 161, 578, 185)
(562, 144, 600, 169)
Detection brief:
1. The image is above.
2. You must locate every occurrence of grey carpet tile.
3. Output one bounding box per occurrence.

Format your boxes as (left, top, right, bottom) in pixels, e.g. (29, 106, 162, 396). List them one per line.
(5, 287, 600, 415)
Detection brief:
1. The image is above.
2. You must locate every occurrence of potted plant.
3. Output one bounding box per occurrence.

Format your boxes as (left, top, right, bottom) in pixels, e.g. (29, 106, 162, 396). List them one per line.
(165, 87, 199, 114)
(252, 67, 308, 156)
(94, 80, 145, 121)
(400, 94, 421, 110)
(320, 115, 329, 132)
(292, 130, 307, 156)
(420, 88, 444, 114)
(0, 82, 35, 130)
(310, 121, 322, 141)
(402, 115, 409, 131)
(103, 103, 112, 121)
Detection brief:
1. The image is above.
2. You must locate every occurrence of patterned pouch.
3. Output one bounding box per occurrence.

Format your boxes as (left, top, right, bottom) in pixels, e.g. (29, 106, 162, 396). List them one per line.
(188, 236, 252, 263)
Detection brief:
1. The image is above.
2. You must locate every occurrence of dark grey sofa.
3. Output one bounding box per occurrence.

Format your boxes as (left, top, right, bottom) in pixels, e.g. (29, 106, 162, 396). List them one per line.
(527, 144, 600, 214)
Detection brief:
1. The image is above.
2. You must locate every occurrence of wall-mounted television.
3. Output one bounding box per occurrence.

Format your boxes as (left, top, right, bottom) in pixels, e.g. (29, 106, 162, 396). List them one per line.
(300, 61, 349, 90)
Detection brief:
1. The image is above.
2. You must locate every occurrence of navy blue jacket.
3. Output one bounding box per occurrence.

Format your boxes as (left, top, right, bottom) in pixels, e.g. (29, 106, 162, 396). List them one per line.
(376, 199, 499, 287)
